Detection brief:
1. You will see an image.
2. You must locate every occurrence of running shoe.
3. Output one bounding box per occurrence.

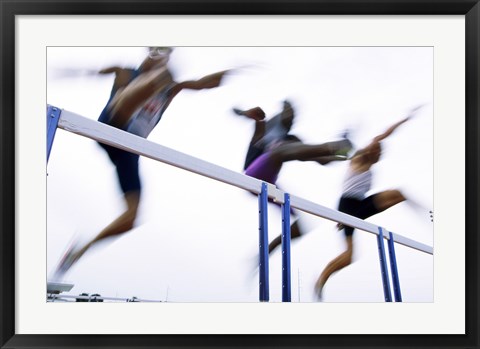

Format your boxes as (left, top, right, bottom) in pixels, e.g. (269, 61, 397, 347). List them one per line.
(334, 137, 353, 158)
(53, 239, 79, 280)
(314, 283, 324, 302)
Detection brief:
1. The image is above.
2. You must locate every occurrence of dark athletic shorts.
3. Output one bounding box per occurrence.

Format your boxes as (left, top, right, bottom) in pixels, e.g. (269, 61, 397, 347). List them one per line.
(98, 109, 141, 194)
(98, 142, 140, 194)
(338, 195, 382, 236)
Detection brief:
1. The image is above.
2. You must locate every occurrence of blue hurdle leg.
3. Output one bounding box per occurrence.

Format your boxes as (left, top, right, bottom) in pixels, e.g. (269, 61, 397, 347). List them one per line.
(377, 227, 392, 302)
(258, 182, 269, 302)
(47, 105, 61, 163)
(387, 231, 403, 302)
(281, 193, 291, 302)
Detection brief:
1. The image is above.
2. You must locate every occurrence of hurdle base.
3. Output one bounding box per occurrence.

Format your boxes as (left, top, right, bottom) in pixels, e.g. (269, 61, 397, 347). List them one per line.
(47, 281, 74, 294)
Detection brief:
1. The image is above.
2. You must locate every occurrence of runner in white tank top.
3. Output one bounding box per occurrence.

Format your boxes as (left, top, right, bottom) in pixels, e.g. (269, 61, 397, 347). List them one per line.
(314, 111, 422, 301)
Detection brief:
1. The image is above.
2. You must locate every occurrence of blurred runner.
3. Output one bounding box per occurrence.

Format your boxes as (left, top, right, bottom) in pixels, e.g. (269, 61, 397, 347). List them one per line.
(234, 101, 352, 254)
(54, 47, 231, 279)
(314, 108, 425, 301)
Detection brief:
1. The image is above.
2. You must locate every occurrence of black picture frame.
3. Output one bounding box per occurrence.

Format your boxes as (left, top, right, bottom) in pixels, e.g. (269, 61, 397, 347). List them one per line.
(1, 0, 478, 348)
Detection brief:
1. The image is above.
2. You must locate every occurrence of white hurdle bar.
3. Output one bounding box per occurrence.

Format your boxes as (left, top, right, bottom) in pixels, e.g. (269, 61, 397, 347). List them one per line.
(289, 195, 433, 255)
(57, 109, 281, 199)
(48, 107, 433, 302)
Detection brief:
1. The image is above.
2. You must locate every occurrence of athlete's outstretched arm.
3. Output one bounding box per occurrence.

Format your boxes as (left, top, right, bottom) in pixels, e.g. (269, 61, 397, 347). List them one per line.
(374, 116, 411, 142)
(172, 70, 230, 94)
(98, 66, 137, 91)
(98, 66, 122, 74)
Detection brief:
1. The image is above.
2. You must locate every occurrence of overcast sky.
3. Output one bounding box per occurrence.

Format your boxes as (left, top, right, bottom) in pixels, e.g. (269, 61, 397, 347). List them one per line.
(46, 46, 433, 302)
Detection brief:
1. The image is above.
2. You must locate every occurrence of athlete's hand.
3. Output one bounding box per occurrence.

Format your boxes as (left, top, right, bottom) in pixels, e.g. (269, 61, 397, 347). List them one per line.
(200, 70, 231, 89)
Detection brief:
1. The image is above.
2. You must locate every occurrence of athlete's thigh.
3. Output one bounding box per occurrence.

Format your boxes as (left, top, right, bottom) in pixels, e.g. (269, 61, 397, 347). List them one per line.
(371, 190, 404, 211)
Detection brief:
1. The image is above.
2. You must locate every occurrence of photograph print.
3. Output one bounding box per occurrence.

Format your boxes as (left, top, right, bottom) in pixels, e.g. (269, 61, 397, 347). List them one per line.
(46, 46, 433, 303)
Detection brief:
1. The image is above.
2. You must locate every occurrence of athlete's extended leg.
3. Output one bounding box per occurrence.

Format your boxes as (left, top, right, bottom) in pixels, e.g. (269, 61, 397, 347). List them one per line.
(270, 138, 352, 164)
(72, 191, 140, 264)
(314, 190, 406, 300)
(54, 190, 140, 278)
(268, 220, 302, 254)
(372, 189, 406, 211)
(314, 235, 353, 300)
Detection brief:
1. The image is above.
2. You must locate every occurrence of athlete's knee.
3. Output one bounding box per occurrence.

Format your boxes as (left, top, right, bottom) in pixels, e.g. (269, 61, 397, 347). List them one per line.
(389, 189, 406, 205)
(374, 189, 406, 210)
(122, 210, 138, 231)
(123, 193, 140, 229)
(124, 220, 135, 231)
(395, 189, 406, 201)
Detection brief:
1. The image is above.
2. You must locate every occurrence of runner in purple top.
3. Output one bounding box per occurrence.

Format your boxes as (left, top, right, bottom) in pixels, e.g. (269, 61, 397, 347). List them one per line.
(236, 101, 353, 255)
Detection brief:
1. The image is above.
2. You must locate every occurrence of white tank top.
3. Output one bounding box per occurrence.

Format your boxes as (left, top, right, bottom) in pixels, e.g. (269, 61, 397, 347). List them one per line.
(127, 84, 174, 138)
(342, 168, 372, 199)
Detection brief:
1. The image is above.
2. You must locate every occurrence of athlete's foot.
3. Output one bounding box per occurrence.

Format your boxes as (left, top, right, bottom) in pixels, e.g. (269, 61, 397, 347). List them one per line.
(314, 282, 325, 302)
(334, 137, 353, 158)
(53, 239, 80, 280)
(232, 107, 265, 121)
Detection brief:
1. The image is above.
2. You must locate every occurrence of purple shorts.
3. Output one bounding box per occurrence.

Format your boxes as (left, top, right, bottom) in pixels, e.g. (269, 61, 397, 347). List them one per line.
(244, 152, 279, 184)
(245, 152, 296, 215)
